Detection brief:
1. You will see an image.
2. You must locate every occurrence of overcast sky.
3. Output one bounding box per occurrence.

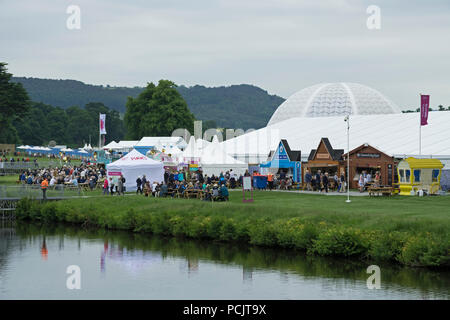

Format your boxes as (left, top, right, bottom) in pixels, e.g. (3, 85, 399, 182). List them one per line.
(1, 0, 449, 109)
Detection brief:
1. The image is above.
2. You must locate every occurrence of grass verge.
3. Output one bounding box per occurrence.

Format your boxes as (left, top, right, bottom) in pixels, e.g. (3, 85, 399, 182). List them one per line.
(14, 191, 450, 268)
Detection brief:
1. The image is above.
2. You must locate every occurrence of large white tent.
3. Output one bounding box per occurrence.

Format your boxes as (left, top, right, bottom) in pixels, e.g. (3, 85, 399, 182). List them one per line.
(200, 137, 248, 176)
(221, 112, 450, 166)
(106, 149, 164, 191)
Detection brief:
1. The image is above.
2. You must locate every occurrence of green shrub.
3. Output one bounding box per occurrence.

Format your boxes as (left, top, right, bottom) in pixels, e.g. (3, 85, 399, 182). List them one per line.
(310, 227, 368, 257)
(398, 234, 450, 267)
(368, 231, 407, 262)
(219, 218, 237, 241)
(248, 221, 278, 247)
(40, 202, 58, 222)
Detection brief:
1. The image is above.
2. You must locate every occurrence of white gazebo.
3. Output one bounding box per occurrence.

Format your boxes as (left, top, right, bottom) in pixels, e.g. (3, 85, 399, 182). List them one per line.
(106, 149, 164, 191)
(200, 137, 247, 176)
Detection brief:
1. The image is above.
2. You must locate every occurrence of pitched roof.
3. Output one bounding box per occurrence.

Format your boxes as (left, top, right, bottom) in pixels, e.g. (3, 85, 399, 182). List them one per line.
(308, 138, 343, 161)
(280, 139, 301, 161)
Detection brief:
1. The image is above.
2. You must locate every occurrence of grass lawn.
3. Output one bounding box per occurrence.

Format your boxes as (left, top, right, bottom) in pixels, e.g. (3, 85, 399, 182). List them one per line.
(58, 190, 449, 236)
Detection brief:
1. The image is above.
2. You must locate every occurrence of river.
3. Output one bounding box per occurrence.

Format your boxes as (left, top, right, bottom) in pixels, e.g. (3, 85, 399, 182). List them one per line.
(0, 221, 448, 299)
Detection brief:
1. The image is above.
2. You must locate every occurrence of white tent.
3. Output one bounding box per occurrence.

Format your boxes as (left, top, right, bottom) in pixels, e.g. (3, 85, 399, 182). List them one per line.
(17, 145, 27, 149)
(196, 138, 211, 151)
(117, 140, 139, 152)
(182, 136, 201, 162)
(103, 141, 121, 150)
(221, 111, 450, 164)
(106, 149, 164, 191)
(200, 136, 247, 176)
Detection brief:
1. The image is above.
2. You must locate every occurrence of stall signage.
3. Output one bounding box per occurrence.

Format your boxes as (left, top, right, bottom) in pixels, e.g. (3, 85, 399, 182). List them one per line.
(356, 153, 380, 158)
(273, 144, 288, 160)
(316, 153, 329, 159)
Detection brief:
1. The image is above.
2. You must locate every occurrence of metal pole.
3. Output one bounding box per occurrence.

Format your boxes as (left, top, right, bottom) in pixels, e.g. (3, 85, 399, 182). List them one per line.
(346, 115, 351, 203)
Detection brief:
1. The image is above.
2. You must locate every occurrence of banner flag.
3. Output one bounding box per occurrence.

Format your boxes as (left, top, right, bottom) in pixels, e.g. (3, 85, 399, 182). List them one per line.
(99, 114, 107, 134)
(420, 95, 429, 126)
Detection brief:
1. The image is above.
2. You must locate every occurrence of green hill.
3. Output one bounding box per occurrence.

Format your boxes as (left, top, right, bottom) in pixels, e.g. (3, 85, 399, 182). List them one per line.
(12, 77, 284, 129)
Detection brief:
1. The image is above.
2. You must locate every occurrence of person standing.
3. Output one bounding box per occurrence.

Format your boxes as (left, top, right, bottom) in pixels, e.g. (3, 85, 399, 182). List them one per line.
(103, 178, 109, 195)
(305, 170, 312, 191)
(41, 177, 48, 200)
(315, 170, 321, 192)
(340, 171, 346, 193)
(267, 172, 274, 190)
(136, 176, 143, 194)
(322, 172, 329, 193)
(164, 170, 169, 184)
(118, 174, 125, 195)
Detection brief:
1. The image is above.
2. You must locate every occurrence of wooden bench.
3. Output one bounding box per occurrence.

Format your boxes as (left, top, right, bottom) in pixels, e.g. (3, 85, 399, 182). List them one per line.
(184, 189, 202, 199)
(368, 186, 393, 197)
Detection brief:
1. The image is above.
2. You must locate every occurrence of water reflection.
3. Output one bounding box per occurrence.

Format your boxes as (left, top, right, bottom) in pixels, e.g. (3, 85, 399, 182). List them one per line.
(0, 222, 449, 299)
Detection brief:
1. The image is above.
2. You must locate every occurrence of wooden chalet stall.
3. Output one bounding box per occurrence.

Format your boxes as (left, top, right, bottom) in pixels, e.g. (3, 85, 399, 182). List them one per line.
(342, 143, 395, 190)
(306, 138, 344, 178)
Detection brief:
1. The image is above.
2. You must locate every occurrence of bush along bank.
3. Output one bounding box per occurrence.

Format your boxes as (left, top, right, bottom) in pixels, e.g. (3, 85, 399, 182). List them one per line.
(15, 197, 450, 268)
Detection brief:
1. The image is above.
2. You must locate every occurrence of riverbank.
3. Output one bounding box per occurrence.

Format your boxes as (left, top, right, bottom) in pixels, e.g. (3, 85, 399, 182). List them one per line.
(14, 192, 450, 267)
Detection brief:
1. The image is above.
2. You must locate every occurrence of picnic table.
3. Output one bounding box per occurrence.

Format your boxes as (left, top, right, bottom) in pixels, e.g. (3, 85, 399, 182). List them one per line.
(167, 188, 180, 198)
(184, 189, 203, 199)
(368, 186, 393, 197)
(78, 182, 90, 191)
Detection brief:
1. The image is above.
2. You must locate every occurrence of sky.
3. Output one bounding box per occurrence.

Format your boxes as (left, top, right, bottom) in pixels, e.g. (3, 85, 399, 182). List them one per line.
(1, 0, 450, 109)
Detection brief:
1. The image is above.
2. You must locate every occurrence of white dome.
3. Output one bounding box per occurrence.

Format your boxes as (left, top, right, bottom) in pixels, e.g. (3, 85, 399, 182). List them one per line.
(268, 83, 401, 125)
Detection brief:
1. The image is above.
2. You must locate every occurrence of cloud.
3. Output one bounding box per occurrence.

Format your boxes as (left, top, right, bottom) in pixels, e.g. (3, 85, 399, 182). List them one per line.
(1, 0, 449, 108)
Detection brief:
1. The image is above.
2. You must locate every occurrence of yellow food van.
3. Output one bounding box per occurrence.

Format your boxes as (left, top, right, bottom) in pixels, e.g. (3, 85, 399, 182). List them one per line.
(397, 157, 443, 195)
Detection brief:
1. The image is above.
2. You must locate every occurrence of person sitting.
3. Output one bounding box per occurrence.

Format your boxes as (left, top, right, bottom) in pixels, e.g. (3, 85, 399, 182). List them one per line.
(203, 184, 212, 201)
(72, 176, 78, 187)
(219, 184, 229, 201)
(211, 184, 220, 201)
(143, 181, 151, 197)
(159, 182, 168, 197)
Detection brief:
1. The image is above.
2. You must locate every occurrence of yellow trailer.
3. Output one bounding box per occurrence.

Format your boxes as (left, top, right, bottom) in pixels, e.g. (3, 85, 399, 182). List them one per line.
(397, 157, 443, 196)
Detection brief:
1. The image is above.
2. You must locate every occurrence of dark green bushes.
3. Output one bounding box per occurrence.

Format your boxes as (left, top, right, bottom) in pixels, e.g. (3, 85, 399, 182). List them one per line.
(14, 198, 450, 268)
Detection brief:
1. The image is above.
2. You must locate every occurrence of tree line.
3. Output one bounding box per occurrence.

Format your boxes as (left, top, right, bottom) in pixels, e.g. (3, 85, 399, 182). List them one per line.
(1, 62, 201, 147)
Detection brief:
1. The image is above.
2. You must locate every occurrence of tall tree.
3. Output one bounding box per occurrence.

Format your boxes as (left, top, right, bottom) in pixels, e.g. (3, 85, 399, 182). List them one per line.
(124, 80, 195, 139)
(0, 62, 30, 143)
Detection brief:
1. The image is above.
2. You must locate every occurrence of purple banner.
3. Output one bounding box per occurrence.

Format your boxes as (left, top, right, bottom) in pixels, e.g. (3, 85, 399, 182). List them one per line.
(420, 95, 429, 126)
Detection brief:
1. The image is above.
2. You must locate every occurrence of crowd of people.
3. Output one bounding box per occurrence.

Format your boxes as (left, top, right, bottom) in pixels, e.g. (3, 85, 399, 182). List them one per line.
(17, 164, 107, 199)
(303, 169, 347, 193)
(129, 168, 241, 201)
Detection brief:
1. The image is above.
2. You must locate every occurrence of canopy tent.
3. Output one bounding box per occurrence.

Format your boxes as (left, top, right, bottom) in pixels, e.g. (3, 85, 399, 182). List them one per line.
(103, 141, 122, 150)
(146, 150, 179, 168)
(196, 138, 211, 150)
(182, 136, 201, 162)
(200, 136, 248, 176)
(134, 136, 187, 155)
(106, 149, 164, 191)
(117, 140, 139, 151)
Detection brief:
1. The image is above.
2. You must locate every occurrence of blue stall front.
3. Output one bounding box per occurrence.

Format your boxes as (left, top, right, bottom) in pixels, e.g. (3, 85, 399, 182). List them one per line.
(260, 140, 302, 183)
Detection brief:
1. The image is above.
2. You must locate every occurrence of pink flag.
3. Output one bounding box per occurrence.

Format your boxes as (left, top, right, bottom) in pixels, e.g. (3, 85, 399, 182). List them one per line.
(420, 95, 429, 126)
